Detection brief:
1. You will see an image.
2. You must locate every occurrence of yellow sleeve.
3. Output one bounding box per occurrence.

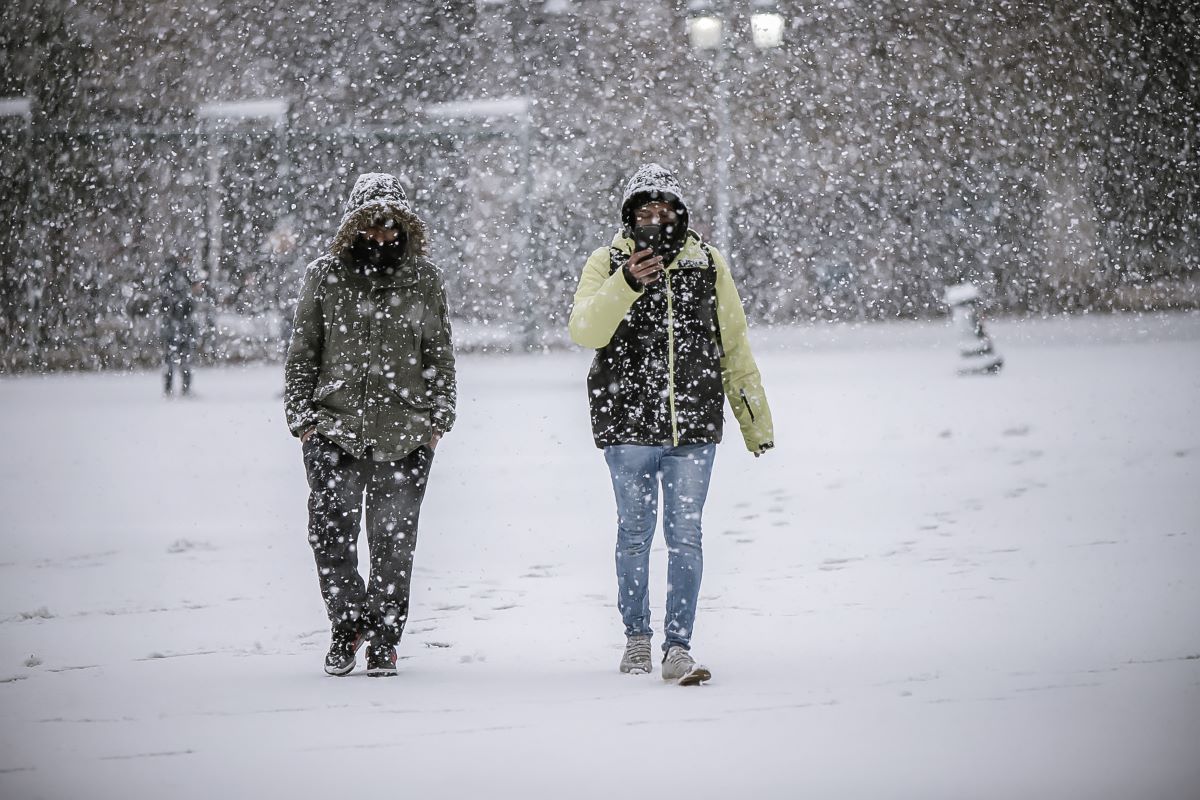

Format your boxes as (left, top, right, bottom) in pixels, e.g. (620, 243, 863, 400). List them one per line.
(712, 246, 775, 454)
(568, 246, 644, 350)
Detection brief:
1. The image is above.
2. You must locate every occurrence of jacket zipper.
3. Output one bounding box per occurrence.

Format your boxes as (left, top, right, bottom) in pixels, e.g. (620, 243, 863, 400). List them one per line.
(740, 388, 756, 422)
(665, 269, 679, 446)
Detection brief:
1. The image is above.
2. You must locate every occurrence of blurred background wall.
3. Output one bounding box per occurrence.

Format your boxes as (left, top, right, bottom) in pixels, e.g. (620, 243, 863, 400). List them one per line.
(0, 0, 1196, 369)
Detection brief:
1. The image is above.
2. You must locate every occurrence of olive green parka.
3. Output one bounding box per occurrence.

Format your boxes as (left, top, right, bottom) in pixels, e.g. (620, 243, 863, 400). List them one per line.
(284, 173, 456, 461)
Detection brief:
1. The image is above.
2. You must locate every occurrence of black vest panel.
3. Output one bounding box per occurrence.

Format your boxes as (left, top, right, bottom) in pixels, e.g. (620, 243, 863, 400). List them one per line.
(586, 243, 724, 448)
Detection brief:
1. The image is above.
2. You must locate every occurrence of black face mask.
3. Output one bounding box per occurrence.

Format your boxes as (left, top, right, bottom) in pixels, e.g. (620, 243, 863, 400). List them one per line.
(350, 232, 407, 270)
(632, 220, 684, 258)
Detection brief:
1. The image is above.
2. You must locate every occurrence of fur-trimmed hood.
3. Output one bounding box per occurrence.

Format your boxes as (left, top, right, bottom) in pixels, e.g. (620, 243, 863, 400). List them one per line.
(329, 172, 428, 260)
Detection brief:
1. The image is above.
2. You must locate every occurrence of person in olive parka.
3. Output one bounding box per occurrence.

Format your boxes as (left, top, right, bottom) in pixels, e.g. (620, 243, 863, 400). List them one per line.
(569, 164, 774, 686)
(285, 172, 456, 678)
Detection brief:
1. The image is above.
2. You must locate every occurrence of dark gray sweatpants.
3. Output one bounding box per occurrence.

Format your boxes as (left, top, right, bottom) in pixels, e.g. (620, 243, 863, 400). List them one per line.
(302, 434, 433, 646)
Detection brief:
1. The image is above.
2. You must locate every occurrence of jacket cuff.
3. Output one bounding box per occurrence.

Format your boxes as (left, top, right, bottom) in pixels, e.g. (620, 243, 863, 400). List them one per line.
(431, 408, 455, 433)
(620, 264, 643, 292)
(289, 413, 319, 437)
(609, 265, 644, 299)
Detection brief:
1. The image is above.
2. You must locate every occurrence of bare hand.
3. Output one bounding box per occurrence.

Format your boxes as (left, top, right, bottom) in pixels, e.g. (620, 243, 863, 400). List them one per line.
(626, 249, 664, 286)
(301, 426, 317, 443)
(428, 431, 442, 450)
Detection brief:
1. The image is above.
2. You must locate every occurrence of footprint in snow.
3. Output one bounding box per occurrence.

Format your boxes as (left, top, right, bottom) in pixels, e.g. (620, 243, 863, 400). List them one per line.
(1009, 449, 1044, 466)
(14, 607, 54, 621)
(166, 539, 214, 554)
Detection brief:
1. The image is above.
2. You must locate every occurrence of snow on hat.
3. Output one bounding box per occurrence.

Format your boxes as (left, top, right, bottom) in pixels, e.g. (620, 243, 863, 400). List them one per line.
(620, 163, 689, 233)
(330, 172, 428, 259)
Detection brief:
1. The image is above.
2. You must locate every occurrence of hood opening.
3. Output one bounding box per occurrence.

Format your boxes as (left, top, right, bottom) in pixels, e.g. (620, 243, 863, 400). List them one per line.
(330, 172, 428, 261)
(620, 163, 691, 251)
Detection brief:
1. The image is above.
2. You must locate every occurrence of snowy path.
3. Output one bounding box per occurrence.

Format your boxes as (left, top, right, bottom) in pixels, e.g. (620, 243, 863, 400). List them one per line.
(2, 313, 1198, 798)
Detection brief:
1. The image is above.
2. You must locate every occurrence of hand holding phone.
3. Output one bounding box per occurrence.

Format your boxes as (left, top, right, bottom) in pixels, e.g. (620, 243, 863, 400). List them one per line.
(626, 249, 664, 286)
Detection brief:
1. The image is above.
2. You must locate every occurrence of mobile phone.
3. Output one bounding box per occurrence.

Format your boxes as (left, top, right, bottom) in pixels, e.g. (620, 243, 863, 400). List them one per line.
(633, 225, 666, 254)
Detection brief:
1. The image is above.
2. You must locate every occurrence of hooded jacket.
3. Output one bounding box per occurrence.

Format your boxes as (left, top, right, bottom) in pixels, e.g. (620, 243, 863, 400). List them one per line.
(284, 173, 456, 461)
(568, 164, 774, 454)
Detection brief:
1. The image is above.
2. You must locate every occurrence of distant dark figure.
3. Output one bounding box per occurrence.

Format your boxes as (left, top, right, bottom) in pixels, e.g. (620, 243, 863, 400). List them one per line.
(159, 257, 200, 396)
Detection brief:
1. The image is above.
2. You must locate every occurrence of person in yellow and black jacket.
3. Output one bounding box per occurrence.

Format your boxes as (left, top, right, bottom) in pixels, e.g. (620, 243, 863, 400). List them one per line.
(569, 163, 774, 686)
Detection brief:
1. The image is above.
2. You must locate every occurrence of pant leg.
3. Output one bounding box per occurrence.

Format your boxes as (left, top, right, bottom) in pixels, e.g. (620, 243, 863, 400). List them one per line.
(603, 445, 663, 639)
(162, 336, 176, 392)
(659, 443, 716, 651)
(361, 445, 434, 646)
(303, 434, 368, 635)
(180, 342, 193, 394)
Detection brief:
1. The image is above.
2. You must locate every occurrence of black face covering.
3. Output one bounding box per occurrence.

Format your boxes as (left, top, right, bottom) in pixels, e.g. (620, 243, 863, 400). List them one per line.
(350, 231, 408, 271)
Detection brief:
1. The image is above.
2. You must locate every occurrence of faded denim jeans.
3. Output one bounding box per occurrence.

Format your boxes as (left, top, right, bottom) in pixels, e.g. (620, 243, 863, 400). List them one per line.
(603, 443, 716, 652)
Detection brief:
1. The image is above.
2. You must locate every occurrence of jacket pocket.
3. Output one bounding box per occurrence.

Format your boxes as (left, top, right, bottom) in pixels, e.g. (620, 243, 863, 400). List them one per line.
(383, 382, 433, 410)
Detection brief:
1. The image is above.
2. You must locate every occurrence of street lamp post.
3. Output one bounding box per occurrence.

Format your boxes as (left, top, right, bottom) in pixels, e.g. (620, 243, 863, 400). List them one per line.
(687, 1, 784, 253)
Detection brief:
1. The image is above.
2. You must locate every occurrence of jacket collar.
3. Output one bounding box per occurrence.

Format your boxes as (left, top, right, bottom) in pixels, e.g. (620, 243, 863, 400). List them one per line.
(335, 256, 419, 289)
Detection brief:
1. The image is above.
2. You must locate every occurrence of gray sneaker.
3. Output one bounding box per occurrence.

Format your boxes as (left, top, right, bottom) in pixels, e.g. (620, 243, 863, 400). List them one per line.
(619, 634, 653, 674)
(662, 645, 711, 686)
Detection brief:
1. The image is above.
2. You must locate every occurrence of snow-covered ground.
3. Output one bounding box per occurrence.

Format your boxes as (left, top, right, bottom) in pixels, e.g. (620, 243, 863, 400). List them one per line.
(2, 312, 1198, 799)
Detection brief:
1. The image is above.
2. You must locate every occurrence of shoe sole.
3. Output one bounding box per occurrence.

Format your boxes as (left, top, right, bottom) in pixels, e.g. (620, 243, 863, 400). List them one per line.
(669, 666, 712, 686)
(324, 661, 356, 677)
(366, 667, 397, 678)
(620, 665, 651, 675)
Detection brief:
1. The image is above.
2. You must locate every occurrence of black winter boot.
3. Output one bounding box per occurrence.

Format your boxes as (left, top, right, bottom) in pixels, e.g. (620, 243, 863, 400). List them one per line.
(365, 642, 397, 677)
(324, 629, 364, 676)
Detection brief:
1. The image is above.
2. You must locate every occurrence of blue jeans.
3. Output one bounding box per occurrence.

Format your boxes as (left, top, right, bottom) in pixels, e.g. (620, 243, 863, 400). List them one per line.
(603, 443, 716, 652)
